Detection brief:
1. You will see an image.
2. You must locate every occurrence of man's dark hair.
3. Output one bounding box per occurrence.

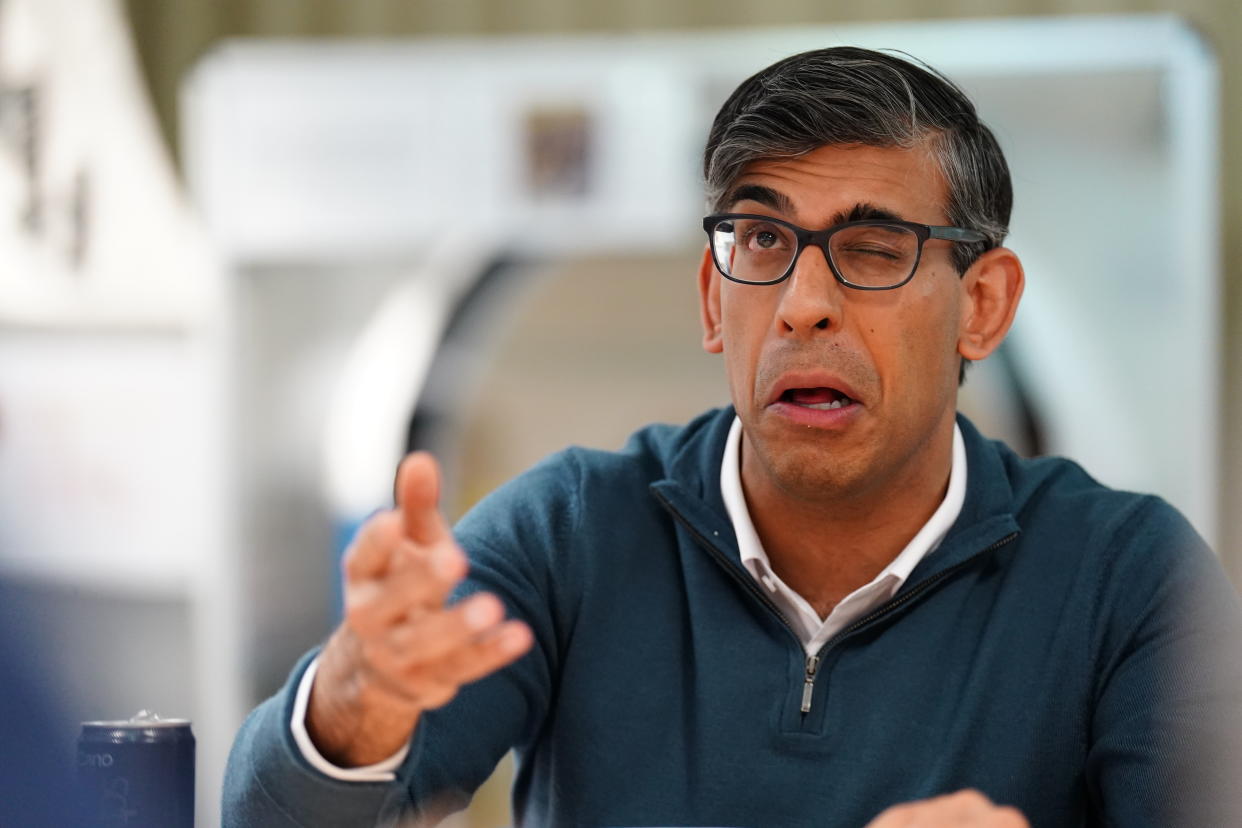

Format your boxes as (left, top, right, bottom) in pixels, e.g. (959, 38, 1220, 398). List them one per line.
(703, 47, 1013, 383)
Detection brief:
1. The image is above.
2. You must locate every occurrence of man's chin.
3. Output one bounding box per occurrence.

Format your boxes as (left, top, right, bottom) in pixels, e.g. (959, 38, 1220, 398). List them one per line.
(777, 464, 864, 503)
(749, 437, 865, 504)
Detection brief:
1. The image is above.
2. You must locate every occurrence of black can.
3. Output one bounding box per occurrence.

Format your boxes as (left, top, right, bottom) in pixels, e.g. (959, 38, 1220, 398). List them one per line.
(77, 710, 194, 828)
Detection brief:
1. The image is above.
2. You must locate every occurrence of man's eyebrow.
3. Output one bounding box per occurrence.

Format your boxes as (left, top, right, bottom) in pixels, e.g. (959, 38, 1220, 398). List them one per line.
(722, 191, 909, 227)
(721, 184, 794, 214)
(828, 202, 905, 226)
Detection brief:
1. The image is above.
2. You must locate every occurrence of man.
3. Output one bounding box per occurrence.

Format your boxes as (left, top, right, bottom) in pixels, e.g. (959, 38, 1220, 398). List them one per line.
(223, 47, 1242, 827)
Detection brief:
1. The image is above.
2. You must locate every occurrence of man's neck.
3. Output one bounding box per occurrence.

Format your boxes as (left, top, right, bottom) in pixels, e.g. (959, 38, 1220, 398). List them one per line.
(740, 426, 955, 617)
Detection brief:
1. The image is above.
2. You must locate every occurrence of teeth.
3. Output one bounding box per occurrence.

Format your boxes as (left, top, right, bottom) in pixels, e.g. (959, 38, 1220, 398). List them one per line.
(799, 398, 850, 411)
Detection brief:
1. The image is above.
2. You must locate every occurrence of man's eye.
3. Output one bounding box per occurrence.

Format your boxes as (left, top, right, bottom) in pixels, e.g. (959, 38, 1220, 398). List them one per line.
(743, 225, 787, 251)
(844, 245, 901, 260)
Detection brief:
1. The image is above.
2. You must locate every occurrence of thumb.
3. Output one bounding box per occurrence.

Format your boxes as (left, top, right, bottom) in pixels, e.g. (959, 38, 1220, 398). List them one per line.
(395, 451, 451, 546)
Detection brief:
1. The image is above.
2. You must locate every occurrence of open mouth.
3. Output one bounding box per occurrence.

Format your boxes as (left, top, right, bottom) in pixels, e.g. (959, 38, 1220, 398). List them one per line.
(779, 387, 855, 411)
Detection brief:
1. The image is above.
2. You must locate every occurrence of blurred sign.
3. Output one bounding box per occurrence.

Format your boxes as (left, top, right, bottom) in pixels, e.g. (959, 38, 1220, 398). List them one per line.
(0, 0, 214, 330)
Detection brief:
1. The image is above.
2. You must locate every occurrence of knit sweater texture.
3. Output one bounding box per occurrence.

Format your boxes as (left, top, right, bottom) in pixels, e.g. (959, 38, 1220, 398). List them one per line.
(223, 409, 1242, 827)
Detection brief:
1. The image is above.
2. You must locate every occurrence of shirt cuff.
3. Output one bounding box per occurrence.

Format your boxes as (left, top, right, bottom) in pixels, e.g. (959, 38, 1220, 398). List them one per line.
(289, 656, 410, 782)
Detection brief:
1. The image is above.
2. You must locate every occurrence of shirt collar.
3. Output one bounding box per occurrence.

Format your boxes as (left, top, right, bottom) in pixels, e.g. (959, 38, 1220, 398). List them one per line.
(719, 416, 968, 589)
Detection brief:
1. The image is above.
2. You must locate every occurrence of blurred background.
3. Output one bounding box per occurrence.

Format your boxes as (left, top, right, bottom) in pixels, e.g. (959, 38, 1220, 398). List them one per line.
(1, 1, 1239, 826)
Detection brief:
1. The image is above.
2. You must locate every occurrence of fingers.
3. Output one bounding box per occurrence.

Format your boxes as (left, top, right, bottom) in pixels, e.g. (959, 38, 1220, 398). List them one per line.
(343, 451, 463, 587)
(333, 450, 534, 721)
(991, 808, 1028, 828)
(395, 611, 530, 668)
(314, 450, 531, 766)
(382, 593, 507, 663)
(375, 594, 532, 676)
(342, 510, 405, 582)
(356, 594, 535, 711)
(343, 511, 465, 587)
(865, 790, 1029, 828)
(435, 620, 534, 685)
(396, 452, 453, 546)
(344, 548, 461, 635)
(393, 620, 534, 710)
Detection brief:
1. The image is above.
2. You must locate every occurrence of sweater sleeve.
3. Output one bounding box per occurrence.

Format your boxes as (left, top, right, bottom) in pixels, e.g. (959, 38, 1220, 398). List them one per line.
(394, 449, 581, 818)
(221, 650, 415, 827)
(1084, 497, 1242, 827)
(221, 450, 579, 826)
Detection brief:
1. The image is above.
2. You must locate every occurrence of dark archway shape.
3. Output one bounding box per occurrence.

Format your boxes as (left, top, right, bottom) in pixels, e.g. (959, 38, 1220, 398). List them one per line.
(400, 254, 538, 502)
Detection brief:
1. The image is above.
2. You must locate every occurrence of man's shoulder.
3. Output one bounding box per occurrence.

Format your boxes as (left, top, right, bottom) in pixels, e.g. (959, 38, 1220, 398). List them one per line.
(453, 406, 731, 543)
(493, 405, 731, 496)
(961, 429, 1226, 657)
(967, 425, 1208, 574)
(1000, 444, 1189, 538)
(576, 406, 732, 479)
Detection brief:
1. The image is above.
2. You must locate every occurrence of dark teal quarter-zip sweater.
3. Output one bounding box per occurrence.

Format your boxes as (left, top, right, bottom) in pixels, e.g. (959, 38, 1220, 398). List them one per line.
(224, 409, 1242, 827)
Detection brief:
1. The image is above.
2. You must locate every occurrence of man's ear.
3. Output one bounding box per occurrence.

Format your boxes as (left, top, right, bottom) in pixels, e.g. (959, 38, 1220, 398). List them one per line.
(957, 246, 1024, 362)
(698, 245, 724, 354)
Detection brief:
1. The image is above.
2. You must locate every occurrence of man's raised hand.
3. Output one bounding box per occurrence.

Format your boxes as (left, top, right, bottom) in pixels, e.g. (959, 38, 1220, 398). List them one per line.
(306, 452, 533, 767)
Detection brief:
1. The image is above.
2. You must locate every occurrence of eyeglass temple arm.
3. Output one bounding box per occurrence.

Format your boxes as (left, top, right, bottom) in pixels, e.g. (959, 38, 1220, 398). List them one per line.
(929, 226, 987, 243)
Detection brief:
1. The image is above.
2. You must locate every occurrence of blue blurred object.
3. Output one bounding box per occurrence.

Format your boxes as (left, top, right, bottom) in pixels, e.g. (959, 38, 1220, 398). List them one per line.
(330, 514, 371, 623)
(0, 580, 89, 827)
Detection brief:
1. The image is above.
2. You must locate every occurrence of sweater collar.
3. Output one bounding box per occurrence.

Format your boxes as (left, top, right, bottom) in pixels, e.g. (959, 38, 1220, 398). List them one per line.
(651, 407, 1021, 584)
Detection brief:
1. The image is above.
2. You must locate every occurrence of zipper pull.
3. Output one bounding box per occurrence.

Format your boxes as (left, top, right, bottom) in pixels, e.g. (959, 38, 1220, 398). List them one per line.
(800, 654, 820, 714)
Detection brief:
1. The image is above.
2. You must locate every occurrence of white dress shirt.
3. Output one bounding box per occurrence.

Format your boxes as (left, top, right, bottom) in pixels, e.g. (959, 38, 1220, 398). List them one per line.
(290, 656, 409, 781)
(720, 416, 967, 655)
(293, 416, 968, 779)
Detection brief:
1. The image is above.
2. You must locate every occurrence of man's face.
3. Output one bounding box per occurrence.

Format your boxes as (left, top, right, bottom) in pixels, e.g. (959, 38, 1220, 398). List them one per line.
(699, 142, 968, 505)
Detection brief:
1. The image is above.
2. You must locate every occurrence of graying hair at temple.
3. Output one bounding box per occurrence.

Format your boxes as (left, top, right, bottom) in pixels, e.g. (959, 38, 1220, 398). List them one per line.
(702, 46, 1013, 279)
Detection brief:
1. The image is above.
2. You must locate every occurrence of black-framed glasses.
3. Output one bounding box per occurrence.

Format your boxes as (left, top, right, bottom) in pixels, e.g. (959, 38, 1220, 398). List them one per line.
(702, 213, 987, 290)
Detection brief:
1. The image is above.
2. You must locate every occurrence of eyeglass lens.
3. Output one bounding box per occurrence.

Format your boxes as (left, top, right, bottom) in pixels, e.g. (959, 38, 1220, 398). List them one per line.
(711, 218, 919, 287)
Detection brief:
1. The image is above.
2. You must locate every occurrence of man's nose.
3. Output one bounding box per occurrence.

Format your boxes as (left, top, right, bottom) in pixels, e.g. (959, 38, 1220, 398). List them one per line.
(775, 243, 844, 336)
